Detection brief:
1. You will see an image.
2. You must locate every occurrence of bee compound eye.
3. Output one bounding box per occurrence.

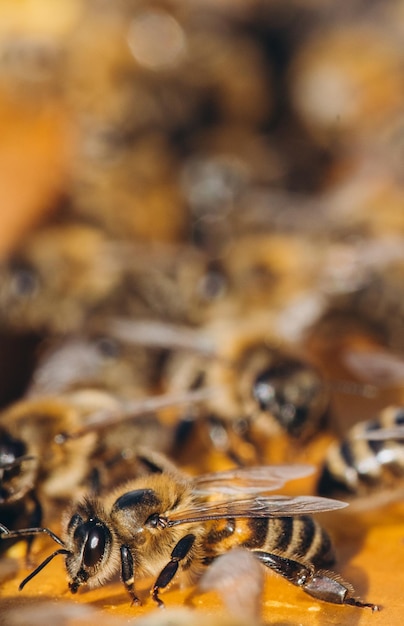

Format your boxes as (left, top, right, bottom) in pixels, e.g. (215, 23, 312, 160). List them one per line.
(83, 526, 107, 568)
(0, 430, 27, 467)
(96, 335, 121, 359)
(10, 265, 39, 298)
(145, 513, 160, 528)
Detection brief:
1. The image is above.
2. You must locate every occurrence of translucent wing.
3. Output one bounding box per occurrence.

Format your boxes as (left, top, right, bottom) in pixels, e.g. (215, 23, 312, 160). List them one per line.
(106, 317, 217, 355)
(59, 387, 218, 439)
(342, 348, 404, 387)
(355, 426, 404, 441)
(166, 494, 348, 527)
(193, 465, 314, 495)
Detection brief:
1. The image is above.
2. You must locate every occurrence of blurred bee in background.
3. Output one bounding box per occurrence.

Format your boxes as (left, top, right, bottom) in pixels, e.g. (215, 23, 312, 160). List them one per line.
(0, 221, 230, 337)
(0, 218, 338, 461)
(317, 405, 404, 503)
(108, 315, 331, 464)
(307, 254, 404, 362)
(0, 223, 122, 334)
(0, 461, 378, 610)
(63, 1, 283, 244)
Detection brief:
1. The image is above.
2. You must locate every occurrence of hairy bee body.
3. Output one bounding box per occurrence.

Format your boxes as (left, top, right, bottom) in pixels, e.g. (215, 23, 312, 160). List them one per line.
(161, 321, 329, 458)
(63, 471, 335, 593)
(317, 406, 404, 498)
(0, 223, 224, 335)
(0, 461, 378, 611)
(104, 316, 330, 463)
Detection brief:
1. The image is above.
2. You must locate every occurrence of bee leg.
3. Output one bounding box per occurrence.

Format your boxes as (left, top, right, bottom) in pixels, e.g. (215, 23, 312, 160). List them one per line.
(301, 568, 380, 611)
(254, 550, 314, 586)
(151, 533, 196, 608)
(120, 545, 141, 606)
(254, 552, 379, 610)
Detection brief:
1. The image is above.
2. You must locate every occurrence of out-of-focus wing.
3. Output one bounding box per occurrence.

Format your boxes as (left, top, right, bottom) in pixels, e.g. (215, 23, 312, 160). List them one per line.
(193, 465, 313, 495)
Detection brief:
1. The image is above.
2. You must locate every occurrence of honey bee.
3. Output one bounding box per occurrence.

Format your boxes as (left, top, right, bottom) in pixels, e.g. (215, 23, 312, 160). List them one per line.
(312, 253, 404, 358)
(0, 462, 378, 611)
(0, 222, 227, 334)
(317, 406, 404, 501)
(107, 316, 330, 461)
(0, 223, 122, 334)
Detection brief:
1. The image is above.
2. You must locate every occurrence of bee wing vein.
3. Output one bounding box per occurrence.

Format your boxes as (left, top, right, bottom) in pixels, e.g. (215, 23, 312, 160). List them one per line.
(166, 495, 348, 526)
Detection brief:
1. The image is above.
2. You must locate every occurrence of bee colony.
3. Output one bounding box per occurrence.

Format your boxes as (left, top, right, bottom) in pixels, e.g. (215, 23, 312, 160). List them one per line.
(0, 1, 404, 625)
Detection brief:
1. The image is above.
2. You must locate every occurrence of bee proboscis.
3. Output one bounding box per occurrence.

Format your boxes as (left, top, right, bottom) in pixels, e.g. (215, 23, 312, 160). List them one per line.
(0, 462, 378, 611)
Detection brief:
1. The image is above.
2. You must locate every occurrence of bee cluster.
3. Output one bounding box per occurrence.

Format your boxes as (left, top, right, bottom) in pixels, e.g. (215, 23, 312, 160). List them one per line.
(1, 0, 404, 623)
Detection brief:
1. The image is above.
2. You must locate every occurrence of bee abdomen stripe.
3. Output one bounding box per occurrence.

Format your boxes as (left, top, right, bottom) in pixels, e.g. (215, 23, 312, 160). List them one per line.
(263, 517, 294, 552)
(242, 518, 269, 549)
(293, 515, 316, 557)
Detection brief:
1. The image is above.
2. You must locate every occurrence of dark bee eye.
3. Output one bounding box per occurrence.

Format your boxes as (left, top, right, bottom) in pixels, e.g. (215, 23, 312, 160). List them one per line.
(145, 513, 160, 528)
(0, 429, 27, 467)
(9, 265, 39, 298)
(83, 526, 106, 567)
(395, 410, 404, 425)
(197, 269, 227, 302)
(96, 336, 121, 359)
(73, 520, 108, 568)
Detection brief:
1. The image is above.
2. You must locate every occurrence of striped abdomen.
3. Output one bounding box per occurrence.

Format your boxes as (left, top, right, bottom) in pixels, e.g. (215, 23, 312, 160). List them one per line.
(317, 407, 404, 497)
(203, 515, 335, 568)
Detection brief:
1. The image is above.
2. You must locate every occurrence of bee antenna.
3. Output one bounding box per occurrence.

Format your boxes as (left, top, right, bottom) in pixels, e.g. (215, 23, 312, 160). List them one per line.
(19, 548, 71, 590)
(0, 525, 66, 547)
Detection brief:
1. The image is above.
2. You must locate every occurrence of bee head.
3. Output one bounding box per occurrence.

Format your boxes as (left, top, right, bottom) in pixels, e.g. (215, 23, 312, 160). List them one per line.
(10, 502, 118, 594)
(251, 356, 328, 439)
(0, 428, 38, 504)
(64, 505, 116, 591)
